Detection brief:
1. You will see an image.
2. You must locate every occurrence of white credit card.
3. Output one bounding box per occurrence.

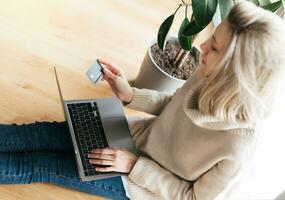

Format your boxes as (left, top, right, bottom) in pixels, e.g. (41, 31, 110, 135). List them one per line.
(86, 59, 104, 85)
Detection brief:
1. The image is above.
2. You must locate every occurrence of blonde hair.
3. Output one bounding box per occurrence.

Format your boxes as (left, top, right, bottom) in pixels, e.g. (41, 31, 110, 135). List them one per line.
(199, 1, 285, 125)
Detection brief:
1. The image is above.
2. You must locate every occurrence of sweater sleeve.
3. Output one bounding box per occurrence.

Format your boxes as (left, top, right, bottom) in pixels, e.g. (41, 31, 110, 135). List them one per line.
(125, 88, 179, 115)
(125, 70, 199, 115)
(128, 156, 241, 200)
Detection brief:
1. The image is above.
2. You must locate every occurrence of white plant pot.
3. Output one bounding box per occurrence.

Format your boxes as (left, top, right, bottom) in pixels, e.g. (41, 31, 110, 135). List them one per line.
(134, 37, 186, 94)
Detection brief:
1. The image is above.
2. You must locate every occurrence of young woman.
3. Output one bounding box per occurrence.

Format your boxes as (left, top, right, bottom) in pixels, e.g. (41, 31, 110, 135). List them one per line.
(1, 1, 285, 199)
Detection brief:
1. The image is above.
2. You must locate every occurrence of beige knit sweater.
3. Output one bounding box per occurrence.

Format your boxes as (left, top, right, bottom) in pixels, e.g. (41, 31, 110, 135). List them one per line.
(124, 72, 257, 200)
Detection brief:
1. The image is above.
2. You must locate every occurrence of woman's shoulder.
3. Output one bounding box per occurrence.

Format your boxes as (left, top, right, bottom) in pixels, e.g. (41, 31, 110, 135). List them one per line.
(222, 128, 257, 161)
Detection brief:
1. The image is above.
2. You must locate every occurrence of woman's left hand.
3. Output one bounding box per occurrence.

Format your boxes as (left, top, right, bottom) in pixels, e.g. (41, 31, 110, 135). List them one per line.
(88, 148, 138, 173)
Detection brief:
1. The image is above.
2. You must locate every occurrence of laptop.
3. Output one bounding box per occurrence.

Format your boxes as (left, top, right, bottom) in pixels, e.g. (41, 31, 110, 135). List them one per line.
(53, 67, 137, 181)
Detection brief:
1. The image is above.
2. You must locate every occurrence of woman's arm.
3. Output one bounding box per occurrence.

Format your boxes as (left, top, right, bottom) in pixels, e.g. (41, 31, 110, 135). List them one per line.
(99, 59, 179, 115)
(124, 87, 179, 115)
(129, 156, 241, 200)
(126, 65, 202, 115)
(87, 147, 237, 200)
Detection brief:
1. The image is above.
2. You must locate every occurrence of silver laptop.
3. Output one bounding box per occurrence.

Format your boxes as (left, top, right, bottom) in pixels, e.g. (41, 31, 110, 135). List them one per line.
(53, 67, 137, 181)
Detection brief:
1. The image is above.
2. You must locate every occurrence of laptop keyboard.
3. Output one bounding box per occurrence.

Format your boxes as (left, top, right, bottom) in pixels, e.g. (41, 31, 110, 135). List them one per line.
(67, 102, 109, 177)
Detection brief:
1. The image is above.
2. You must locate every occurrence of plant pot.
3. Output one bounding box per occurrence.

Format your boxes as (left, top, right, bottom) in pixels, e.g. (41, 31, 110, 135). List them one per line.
(134, 37, 186, 94)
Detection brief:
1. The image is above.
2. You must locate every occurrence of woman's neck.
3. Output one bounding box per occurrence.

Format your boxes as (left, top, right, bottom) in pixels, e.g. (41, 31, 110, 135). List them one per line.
(195, 66, 209, 81)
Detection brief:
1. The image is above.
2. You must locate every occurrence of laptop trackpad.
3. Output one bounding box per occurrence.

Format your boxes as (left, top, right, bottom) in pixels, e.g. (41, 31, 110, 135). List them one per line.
(102, 117, 136, 153)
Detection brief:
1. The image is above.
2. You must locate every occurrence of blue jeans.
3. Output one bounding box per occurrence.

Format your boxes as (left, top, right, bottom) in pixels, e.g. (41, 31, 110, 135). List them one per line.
(0, 121, 129, 200)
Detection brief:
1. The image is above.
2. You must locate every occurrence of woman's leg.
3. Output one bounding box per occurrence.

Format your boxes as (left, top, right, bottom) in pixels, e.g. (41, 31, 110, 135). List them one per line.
(0, 151, 129, 200)
(0, 121, 73, 152)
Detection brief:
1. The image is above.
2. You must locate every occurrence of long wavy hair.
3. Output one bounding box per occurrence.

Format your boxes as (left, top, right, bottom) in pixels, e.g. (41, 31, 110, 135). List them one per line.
(198, 1, 285, 125)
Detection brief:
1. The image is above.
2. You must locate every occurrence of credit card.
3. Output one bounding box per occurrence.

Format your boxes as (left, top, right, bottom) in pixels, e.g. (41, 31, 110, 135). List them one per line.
(86, 59, 104, 85)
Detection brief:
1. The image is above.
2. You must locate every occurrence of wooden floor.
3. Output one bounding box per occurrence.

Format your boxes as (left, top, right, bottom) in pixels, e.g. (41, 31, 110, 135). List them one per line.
(0, 0, 184, 199)
(1, 1, 285, 200)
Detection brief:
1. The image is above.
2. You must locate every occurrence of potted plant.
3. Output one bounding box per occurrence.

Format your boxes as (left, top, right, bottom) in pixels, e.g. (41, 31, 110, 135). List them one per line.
(134, 0, 284, 94)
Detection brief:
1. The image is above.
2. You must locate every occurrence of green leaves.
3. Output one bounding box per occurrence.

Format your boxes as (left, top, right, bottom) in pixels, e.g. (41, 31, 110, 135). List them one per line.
(249, 0, 260, 6)
(157, 14, 175, 50)
(262, 0, 283, 12)
(218, 0, 234, 20)
(248, 0, 260, 6)
(192, 0, 218, 27)
(182, 0, 218, 43)
(157, 0, 219, 51)
(258, 0, 272, 6)
(183, 20, 205, 36)
(157, 5, 182, 51)
(249, 0, 284, 13)
(178, 18, 193, 50)
(156, 0, 285, 53)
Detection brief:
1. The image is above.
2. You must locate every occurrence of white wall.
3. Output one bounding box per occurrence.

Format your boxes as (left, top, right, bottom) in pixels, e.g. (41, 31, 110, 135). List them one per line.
(234, 75, 285, 199)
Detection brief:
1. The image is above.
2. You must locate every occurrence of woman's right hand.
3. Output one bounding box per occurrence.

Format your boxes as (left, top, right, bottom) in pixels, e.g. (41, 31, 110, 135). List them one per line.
(98, 59, 134, 103)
